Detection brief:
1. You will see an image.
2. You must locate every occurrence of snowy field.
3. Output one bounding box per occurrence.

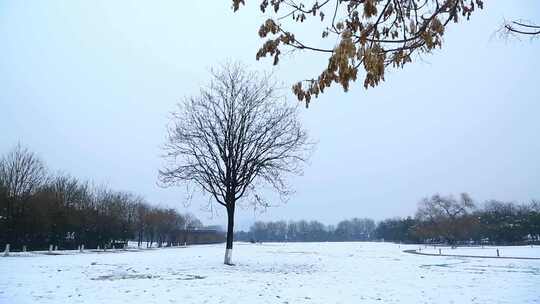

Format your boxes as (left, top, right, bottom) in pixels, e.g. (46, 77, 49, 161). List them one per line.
(1, 242, 539, 304)
(416, 245, 540, 259)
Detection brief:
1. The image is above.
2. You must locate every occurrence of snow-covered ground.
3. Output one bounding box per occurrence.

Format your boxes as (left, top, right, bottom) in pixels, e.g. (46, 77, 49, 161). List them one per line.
(415, 245, 540, 258)
(1, 242, 539, 304)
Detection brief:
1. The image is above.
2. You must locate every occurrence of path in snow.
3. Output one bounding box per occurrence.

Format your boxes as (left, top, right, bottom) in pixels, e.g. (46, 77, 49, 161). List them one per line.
(404, 245, 540, 260)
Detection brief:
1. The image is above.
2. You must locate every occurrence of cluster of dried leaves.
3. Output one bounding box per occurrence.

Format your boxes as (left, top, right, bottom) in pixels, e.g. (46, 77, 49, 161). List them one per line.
(233, 0, 484, 106)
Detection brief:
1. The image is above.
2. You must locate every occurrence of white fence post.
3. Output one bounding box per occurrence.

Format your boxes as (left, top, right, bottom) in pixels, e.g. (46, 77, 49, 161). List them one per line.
(49, 244, 53, 253)
(54, 245, 58, 251)
(80, 244, 84, 253)
(22, 245, 26, 252)
(3, 244, 10, 257)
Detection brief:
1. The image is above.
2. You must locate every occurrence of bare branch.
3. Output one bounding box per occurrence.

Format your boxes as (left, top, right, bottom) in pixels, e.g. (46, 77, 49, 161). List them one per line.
(503, 20, 540, 37)
(159, 62, 314, 211)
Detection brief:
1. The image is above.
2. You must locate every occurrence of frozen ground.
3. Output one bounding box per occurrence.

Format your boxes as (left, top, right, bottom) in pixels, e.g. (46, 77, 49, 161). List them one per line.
(1, 242, 539, 304)
(416, 245, 540, 258)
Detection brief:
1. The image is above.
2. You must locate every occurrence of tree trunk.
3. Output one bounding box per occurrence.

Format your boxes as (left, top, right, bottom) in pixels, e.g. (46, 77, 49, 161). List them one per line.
(224, 205, 235, 265)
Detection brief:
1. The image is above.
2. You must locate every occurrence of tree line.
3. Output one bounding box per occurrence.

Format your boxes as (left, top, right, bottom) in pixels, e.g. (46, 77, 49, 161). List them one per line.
(0, 144, 223, 252)
(235, 218, 376, 243)
(237, 193, 540, 245)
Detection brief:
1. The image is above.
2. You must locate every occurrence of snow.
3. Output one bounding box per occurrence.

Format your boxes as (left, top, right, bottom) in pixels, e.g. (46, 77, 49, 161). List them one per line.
(1, 242, 539, 304)
(415, 245, 540, 259)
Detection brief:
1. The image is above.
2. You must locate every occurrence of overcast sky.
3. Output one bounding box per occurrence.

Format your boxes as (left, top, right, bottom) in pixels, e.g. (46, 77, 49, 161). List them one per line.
(1, 1, 539, 230)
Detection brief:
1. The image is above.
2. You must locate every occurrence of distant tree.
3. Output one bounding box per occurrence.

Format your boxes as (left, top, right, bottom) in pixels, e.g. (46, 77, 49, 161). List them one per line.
(169, 212, 187, 246)
(134, 201, 149, 247)
(287, 220, 299, 241)
(531, 199, 540, 212)
(154, 209, 176, 247)
(0, 144, 46, 246)
(374, 217, 419, 243)
(0, 144, 46, 201)
(184, 213, 203, 229)
(294, 220, 307, 241)
(274, 220, 288, 241)
(0, 183, 7, 240)
(36, 175, 95, 248)
(232, 0, 484, 105)
(307, 220, 327, 241)
(251, 221, 268, 241)
(335, 218, 375, 241)
(527, 200, 540, 241)
(159, 63, 312, 265)
(143, 207, 160, 247)
(478, 200, 529, 244)
(415, 193, 475, 244)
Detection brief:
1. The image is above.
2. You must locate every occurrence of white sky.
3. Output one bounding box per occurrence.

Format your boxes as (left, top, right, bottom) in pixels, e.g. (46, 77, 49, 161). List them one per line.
(1, 1, 539, 230)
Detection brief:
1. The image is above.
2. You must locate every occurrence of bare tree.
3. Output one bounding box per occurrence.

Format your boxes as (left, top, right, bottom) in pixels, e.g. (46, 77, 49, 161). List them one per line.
(0, 144, 46, 201)
(415, 193, 475, 244)
(531, 199, 540, 213)
(0, 144, 46, 245)
(159, 63, 312, 265)
(134, 200, 149, 247)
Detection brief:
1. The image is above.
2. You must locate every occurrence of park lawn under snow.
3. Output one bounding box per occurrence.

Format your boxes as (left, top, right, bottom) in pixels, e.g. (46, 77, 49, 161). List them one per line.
(417, 244, 540, 258)
(0, 242, 539, 304)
